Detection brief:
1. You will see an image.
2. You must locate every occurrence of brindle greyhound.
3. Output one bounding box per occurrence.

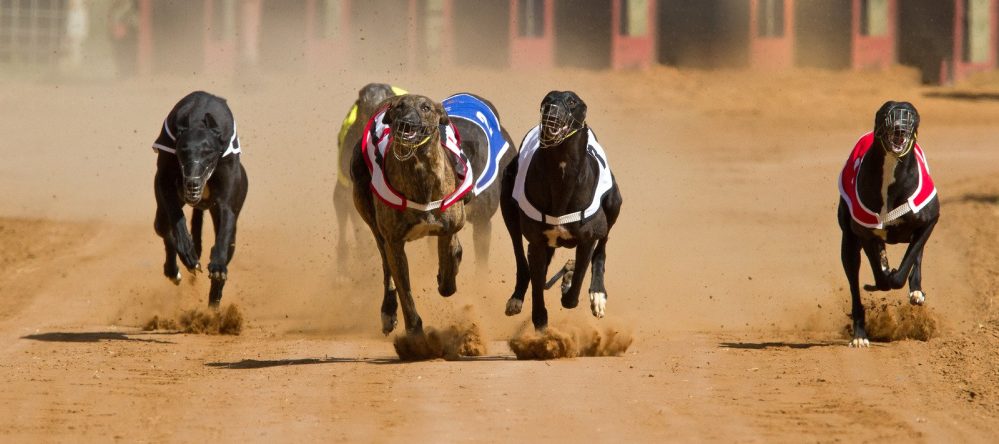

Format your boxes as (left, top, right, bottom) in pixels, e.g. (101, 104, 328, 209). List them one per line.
(500, 91, 623, 331)
(351, 94, 471, 335)
(152, 91, 249, 307)
(838, 101, 939, 348)
(334, 83, 403, 267)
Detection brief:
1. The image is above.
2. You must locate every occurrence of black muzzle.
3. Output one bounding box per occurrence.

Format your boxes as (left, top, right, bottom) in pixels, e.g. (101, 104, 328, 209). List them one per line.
(180, 162, 215, 204)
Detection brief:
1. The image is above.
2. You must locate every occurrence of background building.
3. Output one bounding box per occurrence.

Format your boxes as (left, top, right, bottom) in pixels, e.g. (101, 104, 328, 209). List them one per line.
(1, 0, 995, 84)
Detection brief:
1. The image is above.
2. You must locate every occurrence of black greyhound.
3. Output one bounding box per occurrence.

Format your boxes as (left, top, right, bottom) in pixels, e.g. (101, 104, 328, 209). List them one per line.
(152, 91, 249, 307)
(334, 83, 404, 267)
(500, 91, 623, 330)
(838, 101, 939, 348)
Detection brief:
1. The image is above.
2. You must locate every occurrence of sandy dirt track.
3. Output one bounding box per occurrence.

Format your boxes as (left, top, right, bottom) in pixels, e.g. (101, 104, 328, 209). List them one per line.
(1, 66, 999, 442)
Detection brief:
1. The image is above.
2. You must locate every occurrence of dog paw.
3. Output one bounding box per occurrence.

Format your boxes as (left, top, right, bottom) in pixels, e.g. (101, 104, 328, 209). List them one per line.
(208, 263, 227, 281)
(909, 290, 925, 306)
(589, 292, 606, 318)
(849, 337, 870, 348)
(505, 297, 523, 316)
(381, 313, 398, 335)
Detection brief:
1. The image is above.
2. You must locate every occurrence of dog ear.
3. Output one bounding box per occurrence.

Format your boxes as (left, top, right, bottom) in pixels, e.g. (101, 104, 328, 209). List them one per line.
(203, 113, 223, 140)
(380, 96, 405, 126)
(437, 102, 449, 126)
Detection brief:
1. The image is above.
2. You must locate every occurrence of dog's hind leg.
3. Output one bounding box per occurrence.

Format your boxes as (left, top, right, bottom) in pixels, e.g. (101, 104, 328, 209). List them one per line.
(437, 233, 462, 297)
(333, 183, 352, 273)
(588, 237, 609, 318)
(473, 218, 491, 274)
(561, 239, 595, 310)
(861, 240, 892, 292)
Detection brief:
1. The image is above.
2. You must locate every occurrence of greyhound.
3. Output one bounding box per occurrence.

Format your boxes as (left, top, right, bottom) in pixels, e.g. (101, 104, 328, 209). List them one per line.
(838, 101, 939, 348)
(442, 93, 517, 270)
(350, 94, 472, 335)
(499, 91, 623, 331)
(152, 91, 249, 307)
(334, 83, 406, 268)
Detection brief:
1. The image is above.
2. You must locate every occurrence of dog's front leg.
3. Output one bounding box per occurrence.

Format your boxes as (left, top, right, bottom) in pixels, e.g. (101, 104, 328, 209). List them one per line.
(154, 171, 200, 275)
(841, 228, 868, 348)
(892, 220, 937, 305)
(500, 161, 530, 316)
(526, 242, 552, 331)
(383, 238, 423, 335)
(207, 205, 238, 307)
(437, 233, 462, 297)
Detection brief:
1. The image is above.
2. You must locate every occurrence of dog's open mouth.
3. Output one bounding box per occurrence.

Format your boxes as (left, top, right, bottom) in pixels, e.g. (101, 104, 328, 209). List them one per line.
(393, 120, 432, 146)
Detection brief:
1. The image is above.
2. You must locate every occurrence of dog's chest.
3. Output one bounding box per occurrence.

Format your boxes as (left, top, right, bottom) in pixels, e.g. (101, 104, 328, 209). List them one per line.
(403, 210, 459, 241)
(543, 225, 577, 248)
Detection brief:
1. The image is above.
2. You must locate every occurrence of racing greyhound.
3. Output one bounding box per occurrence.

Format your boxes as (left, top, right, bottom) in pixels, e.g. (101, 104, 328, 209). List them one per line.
(838, 101, 939, 347)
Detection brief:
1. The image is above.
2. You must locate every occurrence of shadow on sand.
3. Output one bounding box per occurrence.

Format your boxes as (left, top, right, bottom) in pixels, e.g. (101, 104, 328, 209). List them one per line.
(205, 354, 518, 369)
(22, 331, 176, 344)
(718, 341, 841, 350)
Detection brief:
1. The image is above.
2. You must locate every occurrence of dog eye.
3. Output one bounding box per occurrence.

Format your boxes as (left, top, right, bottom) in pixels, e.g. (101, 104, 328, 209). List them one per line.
(421, 105, 430, 112)
(566, 99, 576, 106)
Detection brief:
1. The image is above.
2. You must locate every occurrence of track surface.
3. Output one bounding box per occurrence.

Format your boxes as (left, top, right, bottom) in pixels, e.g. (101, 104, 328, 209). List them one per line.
(1, 67, 998, 442)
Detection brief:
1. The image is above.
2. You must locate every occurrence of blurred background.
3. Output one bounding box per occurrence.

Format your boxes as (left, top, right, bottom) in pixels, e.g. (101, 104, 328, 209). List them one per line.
(0, 0, 994, 84)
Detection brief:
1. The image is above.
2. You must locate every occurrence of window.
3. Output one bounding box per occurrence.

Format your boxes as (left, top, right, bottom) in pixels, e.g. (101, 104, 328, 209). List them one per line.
(860, 0, 888, 36)
(757, 0, 784, 38)
(518, 0, 544, 37)
(620, 0, 648, 37)
(964, 0, 990, 63)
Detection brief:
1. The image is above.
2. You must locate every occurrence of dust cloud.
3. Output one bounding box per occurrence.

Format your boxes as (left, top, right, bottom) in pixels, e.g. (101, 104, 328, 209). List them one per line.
(508, 320, 634, 360)
(393, 305, 487, 361)
(843, 296, 940, 342)
(143, 304, 244, 335)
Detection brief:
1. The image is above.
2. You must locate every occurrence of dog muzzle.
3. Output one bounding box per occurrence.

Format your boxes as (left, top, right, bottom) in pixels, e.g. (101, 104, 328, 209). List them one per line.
(180, 163, 216, 204)
(880, 107, 917, 158)
(391, 119, 434, 148)
(539, 103, 584, 148)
